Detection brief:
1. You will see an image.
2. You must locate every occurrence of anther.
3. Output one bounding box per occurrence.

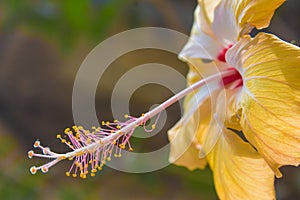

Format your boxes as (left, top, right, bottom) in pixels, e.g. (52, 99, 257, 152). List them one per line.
(64, 128, 70, 134)
(30, 166, 37, 174)
(28, 150, 34, 158)
(33, 140, 40, 148)
(41, 167, 48, 173)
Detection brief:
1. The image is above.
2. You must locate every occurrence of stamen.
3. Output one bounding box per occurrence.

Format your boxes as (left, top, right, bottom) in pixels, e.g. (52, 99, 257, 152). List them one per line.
(28, 69, 237, 178)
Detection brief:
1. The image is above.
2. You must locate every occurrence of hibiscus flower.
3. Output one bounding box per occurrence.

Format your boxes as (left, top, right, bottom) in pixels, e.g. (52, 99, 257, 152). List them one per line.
(27, 1, 299, 199)
(168, 0, 300, 199)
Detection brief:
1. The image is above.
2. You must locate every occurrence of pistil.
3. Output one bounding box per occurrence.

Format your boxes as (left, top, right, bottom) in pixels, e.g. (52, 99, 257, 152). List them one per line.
(28, 69, 239, 177)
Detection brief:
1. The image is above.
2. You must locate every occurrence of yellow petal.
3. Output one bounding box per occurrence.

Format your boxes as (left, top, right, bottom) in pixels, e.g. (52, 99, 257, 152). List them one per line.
(210, 0, 239, 46)
(168, 112, 207, 170)
(199, 0, 285, 45)
(237, 0, 286, 31)
(198, 89, 241, 158)
(221, 89, 243, 131)
(226, 33, 300, 177)
(206, 128, 275, 200)
(179, 5, 222, 61)
(198, 0, 222, 37)
(168, 89, 209, 170)
(168, 62, 220, 170)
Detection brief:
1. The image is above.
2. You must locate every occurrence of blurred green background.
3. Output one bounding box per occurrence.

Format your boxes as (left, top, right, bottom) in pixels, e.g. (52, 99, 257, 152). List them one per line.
(0, 0, 299, 199)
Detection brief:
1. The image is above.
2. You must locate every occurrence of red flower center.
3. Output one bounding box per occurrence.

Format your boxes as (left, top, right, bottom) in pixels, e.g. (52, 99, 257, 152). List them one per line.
(217, 44, 243, 88)
(217, 44, 233, 62)
(222, 67, 243, 88)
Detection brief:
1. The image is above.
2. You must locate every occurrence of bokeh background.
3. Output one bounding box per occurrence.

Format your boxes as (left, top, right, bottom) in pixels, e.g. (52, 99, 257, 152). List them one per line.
(0, 0, 299, 199)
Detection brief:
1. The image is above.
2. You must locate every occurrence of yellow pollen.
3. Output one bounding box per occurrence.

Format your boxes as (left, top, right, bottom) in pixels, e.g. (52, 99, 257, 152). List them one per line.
(33, 141, 40, 148)
(41, 167, 48, 173)
(86, 138, 91, 144)
(124, 114, 129, 119)
(56, 134, 61, 139)
(75, 152, 83, 157)
(30, 166, 37, 174)
(80, 173, 87, 179)
(64, 128, 70, 134)
(91, 173, 95, 177)
(129, 148, 134, 152)
(72, 173, 77, 178)
(119, 144, 126, 149)
(65, 172, 70, 177)
(59, 156, 67, 160)
(152, 124, 156, 129)
(28, 150, 34, 158)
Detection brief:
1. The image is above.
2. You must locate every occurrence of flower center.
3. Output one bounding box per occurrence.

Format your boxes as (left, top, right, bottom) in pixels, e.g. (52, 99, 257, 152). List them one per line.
(216, 45, 243, 88)
(217, 44, 233, 63)
(221, 67, 243, 88)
